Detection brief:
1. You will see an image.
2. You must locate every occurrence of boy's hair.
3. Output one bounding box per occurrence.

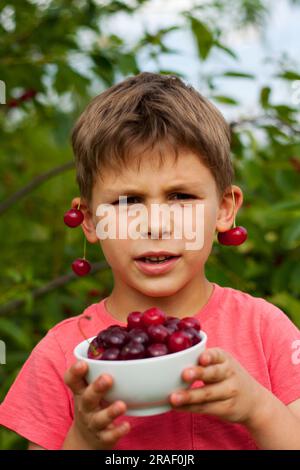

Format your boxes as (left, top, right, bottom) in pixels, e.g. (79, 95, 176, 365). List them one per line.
(71, 72, 234, 207)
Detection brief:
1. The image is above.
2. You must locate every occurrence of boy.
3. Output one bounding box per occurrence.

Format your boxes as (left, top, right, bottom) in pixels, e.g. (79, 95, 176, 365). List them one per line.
(1, 72, 300, 450)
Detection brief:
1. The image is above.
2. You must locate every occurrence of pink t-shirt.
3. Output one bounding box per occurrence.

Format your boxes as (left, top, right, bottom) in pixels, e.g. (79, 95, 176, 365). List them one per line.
(1, 282, 300, 450)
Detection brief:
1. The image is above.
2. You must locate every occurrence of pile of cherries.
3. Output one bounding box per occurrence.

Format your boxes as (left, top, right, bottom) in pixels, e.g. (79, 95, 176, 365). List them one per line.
(87, 307, 202, 361)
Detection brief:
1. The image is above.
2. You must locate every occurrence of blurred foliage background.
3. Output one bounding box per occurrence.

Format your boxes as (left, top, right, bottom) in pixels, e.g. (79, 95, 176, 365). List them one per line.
(0, 0, 300, 449)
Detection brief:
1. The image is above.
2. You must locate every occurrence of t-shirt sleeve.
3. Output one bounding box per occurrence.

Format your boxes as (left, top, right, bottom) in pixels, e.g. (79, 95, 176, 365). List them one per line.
(0, 329, 73, 450)
(261, 301, 300, 405)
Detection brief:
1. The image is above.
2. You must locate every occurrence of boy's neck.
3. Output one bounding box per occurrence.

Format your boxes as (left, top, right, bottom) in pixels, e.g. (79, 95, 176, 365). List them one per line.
(104, 274, 214, 322)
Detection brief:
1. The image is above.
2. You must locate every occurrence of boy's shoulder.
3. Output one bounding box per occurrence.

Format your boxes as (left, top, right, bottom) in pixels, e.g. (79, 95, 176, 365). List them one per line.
(216, 283, 286, 322)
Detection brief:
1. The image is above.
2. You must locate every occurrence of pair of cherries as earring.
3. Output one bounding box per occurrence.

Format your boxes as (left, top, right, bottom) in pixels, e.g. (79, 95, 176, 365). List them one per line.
(64, 204, 92, 276)
(217, 188, 248, 246)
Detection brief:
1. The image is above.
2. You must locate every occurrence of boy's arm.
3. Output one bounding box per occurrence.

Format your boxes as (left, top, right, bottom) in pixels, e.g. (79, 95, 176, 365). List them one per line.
(244, 395, 300, 450)
(288, 398, 300, 419)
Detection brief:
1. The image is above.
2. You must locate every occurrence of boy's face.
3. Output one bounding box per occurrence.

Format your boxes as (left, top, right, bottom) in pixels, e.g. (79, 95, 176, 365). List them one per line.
(79, 145, 243, 299)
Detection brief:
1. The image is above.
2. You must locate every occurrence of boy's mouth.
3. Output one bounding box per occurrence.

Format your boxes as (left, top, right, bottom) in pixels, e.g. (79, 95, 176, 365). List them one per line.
(138, 255, 179, 264)
(133, 252, 182, 275)
(134, 252, 181, 264)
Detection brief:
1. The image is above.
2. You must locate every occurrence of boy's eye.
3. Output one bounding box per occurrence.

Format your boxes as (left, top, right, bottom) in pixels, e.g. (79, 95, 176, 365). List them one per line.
(169, 193, 196, 200)
(112, 196, 141, 205)
(111, 193, 197, 205)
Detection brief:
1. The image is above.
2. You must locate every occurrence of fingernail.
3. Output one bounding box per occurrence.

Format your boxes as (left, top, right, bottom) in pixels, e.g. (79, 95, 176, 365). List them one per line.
(172, 393, 184, 405)
(99, 376, 108, 386)
(186, 369, 195, 379)
(202, 353, 210, 363)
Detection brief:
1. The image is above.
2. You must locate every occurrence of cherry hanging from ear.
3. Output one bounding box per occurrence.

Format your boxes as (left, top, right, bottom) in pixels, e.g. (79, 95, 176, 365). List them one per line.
(71, 237, 91, 276)
(218, 226, 247, 246)
(72, 258, 91, 276)
(217, 188, 248, 246)
(64, 208, 84, 227)
(64, 201, 92, 275)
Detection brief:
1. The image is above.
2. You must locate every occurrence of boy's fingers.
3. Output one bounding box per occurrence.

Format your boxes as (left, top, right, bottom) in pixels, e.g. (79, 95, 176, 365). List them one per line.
(90, 400, 128, 431)
(95, 421, 131, 447)
(183, 363, 228, 384)
(198, 348, 226, 366)
(82, 375, 114, 412)
(170, 380, 230, 409)
(64, 361, 88, 396)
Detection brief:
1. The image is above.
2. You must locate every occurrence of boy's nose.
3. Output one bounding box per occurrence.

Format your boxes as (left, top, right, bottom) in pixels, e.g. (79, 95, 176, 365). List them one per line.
(142, 205, 173, 239)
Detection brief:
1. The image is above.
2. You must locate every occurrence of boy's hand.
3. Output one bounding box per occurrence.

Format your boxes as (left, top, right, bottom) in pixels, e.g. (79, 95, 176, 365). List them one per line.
(169, 348, 269, 426)
(63, 360, 130, 450)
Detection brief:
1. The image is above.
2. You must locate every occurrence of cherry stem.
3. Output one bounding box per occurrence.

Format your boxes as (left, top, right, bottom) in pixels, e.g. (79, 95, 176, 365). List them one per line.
(83, 236, 87, 260)
(231, 187, 236, 229)
(77, 316, 98, 354)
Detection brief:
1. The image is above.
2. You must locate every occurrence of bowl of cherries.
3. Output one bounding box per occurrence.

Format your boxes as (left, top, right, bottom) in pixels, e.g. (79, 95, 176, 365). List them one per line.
(74, 307, 207, 416)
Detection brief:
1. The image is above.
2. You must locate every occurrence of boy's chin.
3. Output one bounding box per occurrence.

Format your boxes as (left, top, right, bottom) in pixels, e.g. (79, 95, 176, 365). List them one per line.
(132, 278, 184, 298)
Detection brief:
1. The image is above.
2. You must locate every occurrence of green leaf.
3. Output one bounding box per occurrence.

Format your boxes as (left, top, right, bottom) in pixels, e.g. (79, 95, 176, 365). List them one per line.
(260, 86, 271, 108)
(267, 200, 300, 212)
(277, 71, 300, 81)
(281, 219, 300, 248)
(212, 95, 239, 105)
(0, 318, 32, 350)
(55, 64, 90, 95)
(222, 71, 255, 79)
(117, 53, 139, 75)
(189, 17, 214, 60)
(91, 53, 115, 86)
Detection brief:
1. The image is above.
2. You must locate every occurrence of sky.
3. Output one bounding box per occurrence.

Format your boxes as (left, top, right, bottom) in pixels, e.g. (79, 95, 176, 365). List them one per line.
(99, 0, 300, 121)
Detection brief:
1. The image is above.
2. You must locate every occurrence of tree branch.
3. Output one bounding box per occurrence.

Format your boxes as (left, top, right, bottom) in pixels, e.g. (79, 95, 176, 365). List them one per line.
(0, 160, 75, 215)
(0, 260, 110, 316)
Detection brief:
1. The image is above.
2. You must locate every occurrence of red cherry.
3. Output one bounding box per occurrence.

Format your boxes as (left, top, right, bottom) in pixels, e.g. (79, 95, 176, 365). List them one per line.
(147, 343, 169, 358)
(7, 98, 19, 108)
(72, 258, 91, 276)
(167, 331, 192, 353)
(87, 289, 102, 297)
(127, 328, 150, 345)
(178, 317, 201, 331)
(217, 226, 247, 246)
(119, 340, 146, 360)
(101, 347, 120, 361)
(142, 307, 166, 327)
(127, 311, 143, 330)
(147, 324, 169, 343)
(19, 89, 37, 101)
(64, 208, 84, 228)
(105, 329, 129, 348)
(181, 327, 201, 345)
(164, 317, 180, 334)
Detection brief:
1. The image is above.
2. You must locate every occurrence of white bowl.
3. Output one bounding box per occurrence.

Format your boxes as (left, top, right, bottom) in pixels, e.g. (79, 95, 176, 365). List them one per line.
(74, 331, 207, 416)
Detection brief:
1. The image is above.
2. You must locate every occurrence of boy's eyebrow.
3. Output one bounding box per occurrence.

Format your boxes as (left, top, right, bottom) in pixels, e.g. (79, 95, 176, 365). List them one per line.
(101, 182, 206, 197)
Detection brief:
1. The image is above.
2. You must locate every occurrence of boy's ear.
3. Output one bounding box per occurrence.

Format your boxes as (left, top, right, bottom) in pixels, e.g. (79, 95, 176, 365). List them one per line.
(215, 185, 244, 233)
(71, 197, 98, 244)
